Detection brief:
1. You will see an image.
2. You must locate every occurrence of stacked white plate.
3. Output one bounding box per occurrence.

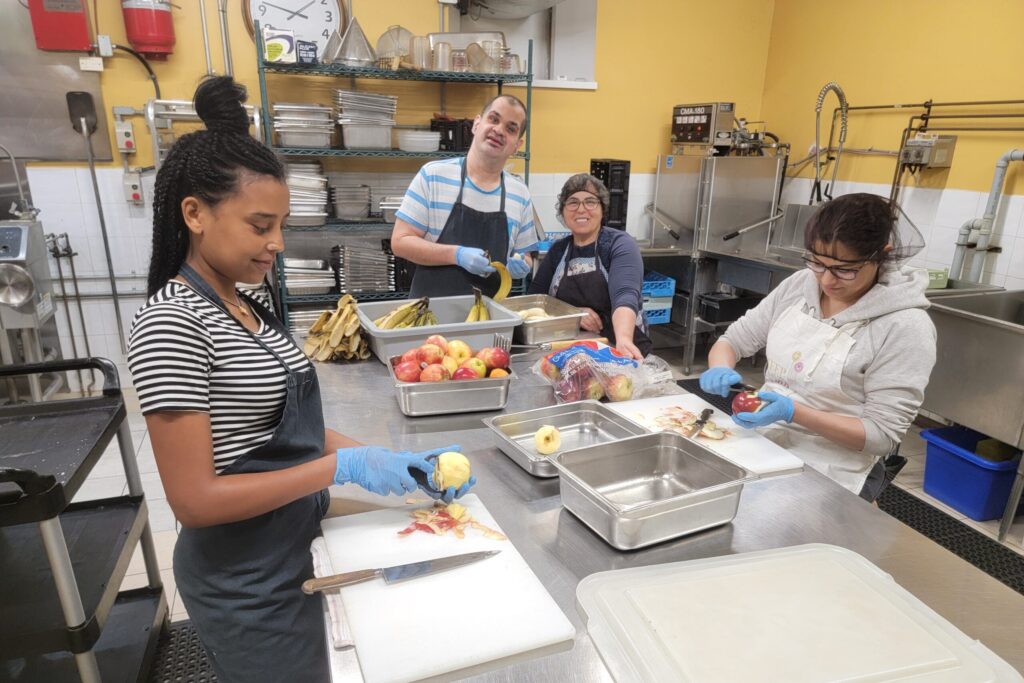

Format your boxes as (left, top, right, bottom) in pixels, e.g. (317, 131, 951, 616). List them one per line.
(396, 130, 441, 152)
(273, 103, 335, 148)
(285, 162, 328, 227)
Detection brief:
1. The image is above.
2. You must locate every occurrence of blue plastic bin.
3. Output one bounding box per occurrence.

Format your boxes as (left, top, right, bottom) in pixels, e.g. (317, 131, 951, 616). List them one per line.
(642, 271, 676, 298)
(920, 426, 1023, 521)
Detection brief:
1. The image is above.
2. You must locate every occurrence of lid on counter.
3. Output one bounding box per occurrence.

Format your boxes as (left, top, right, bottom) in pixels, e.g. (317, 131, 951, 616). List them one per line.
(576, 544, 1021, 683)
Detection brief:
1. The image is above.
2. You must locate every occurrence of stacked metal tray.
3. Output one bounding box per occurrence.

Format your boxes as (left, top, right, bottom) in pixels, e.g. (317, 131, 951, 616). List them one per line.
(500, 294, 586, 345)
(273, 103, 334, 148)
(552, 431, 752, 550)
(386, 355, 514, 417)
(483, 401, 648, 477)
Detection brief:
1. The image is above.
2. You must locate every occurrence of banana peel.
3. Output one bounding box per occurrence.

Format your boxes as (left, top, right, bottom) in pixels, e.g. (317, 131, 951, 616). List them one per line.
(304, 294, 371, 362)
(490, 261, 511, 301)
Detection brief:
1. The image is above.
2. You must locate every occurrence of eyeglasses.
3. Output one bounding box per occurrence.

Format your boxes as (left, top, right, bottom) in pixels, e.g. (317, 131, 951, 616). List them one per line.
(564, 197, 601, 211)
(801, 256, 873, 281)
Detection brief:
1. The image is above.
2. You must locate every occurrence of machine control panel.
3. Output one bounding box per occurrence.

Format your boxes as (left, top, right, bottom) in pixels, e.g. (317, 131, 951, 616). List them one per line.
(671, 102, 735, 146)
(899, 134, 956, 168)
(116, 120, 137, 154)
(0, 226, 27, 262)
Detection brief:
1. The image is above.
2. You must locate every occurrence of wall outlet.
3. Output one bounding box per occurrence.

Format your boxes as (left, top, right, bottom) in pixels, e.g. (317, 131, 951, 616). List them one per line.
(124, 170, 144, 206)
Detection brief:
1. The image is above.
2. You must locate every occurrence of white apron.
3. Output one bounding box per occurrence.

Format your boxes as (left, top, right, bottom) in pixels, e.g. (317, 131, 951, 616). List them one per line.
(760, 303, 874, 494)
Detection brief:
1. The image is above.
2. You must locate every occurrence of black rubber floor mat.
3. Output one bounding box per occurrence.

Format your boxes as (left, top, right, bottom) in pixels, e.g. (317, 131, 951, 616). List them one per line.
(148, 620, 217, 683)
(877, 485, 1024, 595)
(677, 378, 733, 414)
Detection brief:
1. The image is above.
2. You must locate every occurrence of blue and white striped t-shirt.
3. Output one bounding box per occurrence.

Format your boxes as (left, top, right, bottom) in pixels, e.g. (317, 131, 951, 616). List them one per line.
(396, 158, 541, 257)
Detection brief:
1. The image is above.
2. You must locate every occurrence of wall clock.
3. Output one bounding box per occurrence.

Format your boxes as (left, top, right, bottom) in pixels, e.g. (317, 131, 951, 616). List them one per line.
(243, 0, 346, 60)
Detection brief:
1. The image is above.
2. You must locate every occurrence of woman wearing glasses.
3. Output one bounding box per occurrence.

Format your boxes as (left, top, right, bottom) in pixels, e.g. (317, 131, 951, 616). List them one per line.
(528, 174, 652, 359)
(699, 193, 936, 500)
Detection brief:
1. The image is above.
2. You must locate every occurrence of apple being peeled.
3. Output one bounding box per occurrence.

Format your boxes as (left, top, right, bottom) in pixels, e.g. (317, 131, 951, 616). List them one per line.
(452, 367, 478, 381)
(459, 358, 488, 378)
(447, 340, 472, 365)
(394, 360, 422, 383)
(425, 334, 449, 354)
(605, 374, 634, 402)
(475, 347, 510, 371)
(399, 348, 421, 366)
(417, 343, 445, 366)
(731, 391, 764, 415)
(419, 364, 451, 382)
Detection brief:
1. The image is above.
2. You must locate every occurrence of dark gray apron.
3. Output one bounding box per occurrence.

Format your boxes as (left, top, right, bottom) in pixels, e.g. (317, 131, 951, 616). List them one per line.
(173, 264, 330, 683)
(408, 158, 510, 298)
(551, 237, 653, 356)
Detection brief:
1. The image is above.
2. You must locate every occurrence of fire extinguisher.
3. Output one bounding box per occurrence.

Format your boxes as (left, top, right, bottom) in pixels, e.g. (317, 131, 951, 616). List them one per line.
(122, 0, 175, 60)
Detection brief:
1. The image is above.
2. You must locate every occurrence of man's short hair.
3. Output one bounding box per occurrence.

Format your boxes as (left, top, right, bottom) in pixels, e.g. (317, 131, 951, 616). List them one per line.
(479, 94, 528, 138)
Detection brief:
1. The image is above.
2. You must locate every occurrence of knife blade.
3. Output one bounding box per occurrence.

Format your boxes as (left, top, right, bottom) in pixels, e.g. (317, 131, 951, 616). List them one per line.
(301, 550, 500, 595)
(728, 383, 758, 393)
(680, 408, 715, 437)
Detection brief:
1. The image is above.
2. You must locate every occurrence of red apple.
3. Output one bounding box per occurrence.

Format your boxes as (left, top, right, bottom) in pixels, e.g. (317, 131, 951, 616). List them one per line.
(417, 343, 445, 366)
(399, 348, 420, 366)
(540, 355, 561, 381)
(731, 391, 764, 415)
(394, 360, 422, 383)
(424, 334, 449, 354)
(475, 346, 510, 371)
(605, 374, 634, 402)
(419, 364, 451, 382)
(447, 340, 472, 364)
(554, 376, 582, 402)
(459, 357, 488, 378)
(452, 367, 479, 380)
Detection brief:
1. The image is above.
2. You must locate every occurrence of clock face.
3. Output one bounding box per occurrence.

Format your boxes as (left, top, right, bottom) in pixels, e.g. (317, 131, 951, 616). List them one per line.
(246, 0, 345, 60)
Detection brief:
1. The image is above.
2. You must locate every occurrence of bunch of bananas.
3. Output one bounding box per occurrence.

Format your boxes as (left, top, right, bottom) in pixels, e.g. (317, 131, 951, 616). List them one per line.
(465, 287, 491, 322)
(372, 297, 437, 329)
(303, 294, 371, 362)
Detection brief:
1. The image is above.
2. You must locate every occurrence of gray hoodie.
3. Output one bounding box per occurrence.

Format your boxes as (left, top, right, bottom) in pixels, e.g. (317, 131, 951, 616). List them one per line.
(721, 264, 937, 457)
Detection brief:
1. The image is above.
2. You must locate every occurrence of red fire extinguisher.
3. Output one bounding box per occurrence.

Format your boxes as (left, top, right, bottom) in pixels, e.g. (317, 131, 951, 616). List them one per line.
(122, 0, 175, 60)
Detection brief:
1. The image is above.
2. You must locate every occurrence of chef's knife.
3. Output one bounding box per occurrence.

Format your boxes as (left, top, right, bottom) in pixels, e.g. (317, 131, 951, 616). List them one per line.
(728, 383, 758, 393)
(680, 408, 715, 437)
(301, 550, 500, 595)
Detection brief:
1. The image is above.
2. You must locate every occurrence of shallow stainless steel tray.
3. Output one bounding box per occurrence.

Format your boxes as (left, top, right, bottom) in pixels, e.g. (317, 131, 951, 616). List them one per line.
(552, 431, 752, 550)
(386, 356, 514, 417)
(483, 400, 648, 478)
(500, 294, 586, 345)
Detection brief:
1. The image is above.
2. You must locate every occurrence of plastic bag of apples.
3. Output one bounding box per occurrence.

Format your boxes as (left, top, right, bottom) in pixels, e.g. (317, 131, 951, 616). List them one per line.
(532, 341, 683, 404)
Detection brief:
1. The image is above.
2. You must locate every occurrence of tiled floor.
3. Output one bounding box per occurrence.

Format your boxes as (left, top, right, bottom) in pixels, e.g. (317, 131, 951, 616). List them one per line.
(71, 361, 1024, 624)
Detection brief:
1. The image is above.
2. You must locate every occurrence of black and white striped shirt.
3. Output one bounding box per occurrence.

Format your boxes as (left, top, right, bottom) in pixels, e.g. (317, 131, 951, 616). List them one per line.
(127, 281, 311, 473)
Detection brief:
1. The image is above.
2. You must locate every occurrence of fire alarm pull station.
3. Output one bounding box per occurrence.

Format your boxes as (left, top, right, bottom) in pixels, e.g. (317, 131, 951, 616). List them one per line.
(28, 0, 93, 52)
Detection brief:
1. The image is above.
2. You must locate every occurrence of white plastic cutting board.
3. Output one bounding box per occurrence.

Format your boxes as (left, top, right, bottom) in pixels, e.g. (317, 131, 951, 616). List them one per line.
(320, 494, 575, 683)
(577, 544, 1022, 683)
(606, 393, 804, 476)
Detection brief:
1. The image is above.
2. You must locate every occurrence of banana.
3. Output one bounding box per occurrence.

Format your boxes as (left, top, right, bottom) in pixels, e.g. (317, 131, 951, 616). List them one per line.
(490, 261, 512, 301)
(465, 305, 480, 323)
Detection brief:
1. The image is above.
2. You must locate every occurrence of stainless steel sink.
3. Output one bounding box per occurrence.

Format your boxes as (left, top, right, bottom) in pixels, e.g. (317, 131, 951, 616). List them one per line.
(924, 278, 1005, 299)
(927, 289, 1024, 331)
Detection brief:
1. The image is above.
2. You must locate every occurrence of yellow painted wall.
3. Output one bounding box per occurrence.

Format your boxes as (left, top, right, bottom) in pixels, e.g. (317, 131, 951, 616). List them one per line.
(88, 0, 776, 175)
(761, 0, 1024, 195)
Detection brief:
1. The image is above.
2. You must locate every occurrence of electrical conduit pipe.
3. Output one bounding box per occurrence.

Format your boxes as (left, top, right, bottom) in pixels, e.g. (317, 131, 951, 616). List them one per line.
(966, 149, 1024, 282)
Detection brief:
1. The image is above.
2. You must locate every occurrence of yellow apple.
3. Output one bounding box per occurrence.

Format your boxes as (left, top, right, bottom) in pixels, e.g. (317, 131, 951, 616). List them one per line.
(441, 355, 458, 376)
(447, 339, 472, 364)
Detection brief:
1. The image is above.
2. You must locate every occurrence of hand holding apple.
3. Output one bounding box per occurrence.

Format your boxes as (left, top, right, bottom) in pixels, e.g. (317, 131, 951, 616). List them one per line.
(731, 391, 764, 415)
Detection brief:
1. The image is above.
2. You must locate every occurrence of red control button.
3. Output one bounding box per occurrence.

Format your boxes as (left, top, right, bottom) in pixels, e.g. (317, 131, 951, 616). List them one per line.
(126, 140, 134, 148)
(132, 193, 140, 200)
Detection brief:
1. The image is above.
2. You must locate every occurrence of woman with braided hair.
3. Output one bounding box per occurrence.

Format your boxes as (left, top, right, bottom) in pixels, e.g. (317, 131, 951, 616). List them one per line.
(127, 76, 473, 683)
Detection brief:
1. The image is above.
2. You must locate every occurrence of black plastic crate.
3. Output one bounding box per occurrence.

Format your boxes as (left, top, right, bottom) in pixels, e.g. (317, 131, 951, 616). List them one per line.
(590, 159, 630, 192)
(431, 118, 474, 152)
(606, 190, 627, 229)
(698, 292, 762, 323)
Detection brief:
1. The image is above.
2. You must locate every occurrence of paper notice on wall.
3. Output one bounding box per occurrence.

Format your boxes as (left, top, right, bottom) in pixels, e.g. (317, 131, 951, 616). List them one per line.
(36, 292, 54, 320)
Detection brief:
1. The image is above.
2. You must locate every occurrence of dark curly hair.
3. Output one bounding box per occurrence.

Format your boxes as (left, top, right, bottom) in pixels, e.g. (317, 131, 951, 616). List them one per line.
(147, 76, 285, 295)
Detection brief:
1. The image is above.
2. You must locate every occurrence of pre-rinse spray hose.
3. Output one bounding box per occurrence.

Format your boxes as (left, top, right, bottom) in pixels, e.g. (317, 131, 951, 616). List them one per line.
(813, 81, 848, 203)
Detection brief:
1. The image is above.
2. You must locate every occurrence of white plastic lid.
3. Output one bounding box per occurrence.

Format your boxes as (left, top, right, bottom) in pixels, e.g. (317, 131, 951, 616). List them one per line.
(577, 544, 1021, 683)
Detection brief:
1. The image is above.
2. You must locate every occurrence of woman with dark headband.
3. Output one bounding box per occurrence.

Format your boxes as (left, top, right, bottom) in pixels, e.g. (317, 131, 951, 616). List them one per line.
(528, 173, 652, 359)
(700, 193, 936, 500)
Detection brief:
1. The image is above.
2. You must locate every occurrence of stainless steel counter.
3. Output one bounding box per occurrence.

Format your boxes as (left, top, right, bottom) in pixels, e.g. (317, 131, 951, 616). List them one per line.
(318, 355, 1024, 679)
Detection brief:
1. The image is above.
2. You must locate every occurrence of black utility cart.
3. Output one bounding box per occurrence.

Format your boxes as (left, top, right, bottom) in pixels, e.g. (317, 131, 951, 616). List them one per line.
(0, 358, 167, 683)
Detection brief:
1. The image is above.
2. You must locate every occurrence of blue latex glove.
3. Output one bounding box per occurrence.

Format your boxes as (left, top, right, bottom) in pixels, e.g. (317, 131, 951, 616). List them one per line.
(732, 391, 795, 429)
(699, 366, 742, 397)
(412, 445, 477, 504)
(455, 246, 495, 277)
(506, 255, 532, 279)
(334, 446, 433, 497)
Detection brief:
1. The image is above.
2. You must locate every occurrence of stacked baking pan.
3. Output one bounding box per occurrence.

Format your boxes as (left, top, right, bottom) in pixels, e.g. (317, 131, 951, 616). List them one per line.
(330, 243, 395, 292)
(273, 103, 335, 148)
(334, 90, 397, 150)
(330, 183, 371, 220)
(286, 162, 328, 227)
(378, 195, 403, 223)
(283, 257, 335, 296)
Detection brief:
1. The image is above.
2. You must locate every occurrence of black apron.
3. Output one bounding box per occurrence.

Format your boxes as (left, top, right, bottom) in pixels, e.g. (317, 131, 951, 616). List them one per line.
(173, 264, 330, 683)
(408, 159, 510, 298)
(552, 237, 654, 357)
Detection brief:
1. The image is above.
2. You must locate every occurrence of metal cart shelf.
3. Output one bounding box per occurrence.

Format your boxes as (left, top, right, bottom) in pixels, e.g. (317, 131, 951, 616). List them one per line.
(273, 146, 529, 160)
(0, 358, 166, 683)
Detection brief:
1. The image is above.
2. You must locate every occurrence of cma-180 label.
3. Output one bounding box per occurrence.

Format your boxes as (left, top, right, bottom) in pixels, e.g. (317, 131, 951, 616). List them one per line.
(675, 106, 708, 115)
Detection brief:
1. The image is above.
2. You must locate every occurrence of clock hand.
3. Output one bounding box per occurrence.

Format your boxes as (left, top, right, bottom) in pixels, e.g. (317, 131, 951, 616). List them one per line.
(261, 1, 304, 18)
(284, 0, 315, 20)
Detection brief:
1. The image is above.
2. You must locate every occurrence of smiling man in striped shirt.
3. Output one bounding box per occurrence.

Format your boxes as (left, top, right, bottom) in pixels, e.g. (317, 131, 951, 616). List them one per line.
(390, 94, 540, 298)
